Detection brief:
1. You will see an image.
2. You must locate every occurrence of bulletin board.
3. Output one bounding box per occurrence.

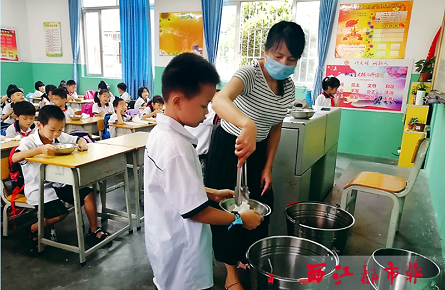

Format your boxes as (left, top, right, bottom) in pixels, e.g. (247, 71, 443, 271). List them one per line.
(159, 11, 203, 56)
(1, 28, 19, 61)
(326, 59, 413, 112)
(44, 22, 62, 57)
(335, 1, 413, 59)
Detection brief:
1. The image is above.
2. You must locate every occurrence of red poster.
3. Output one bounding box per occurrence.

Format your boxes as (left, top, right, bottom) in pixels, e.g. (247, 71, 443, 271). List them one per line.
(1, 28, 19, 61)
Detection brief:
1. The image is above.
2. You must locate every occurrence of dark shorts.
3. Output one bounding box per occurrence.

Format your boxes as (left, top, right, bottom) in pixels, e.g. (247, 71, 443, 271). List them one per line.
(34, 186, 92, 219)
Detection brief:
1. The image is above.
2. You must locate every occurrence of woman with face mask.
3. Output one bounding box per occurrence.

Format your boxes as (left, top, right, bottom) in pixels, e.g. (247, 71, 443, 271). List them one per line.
(205, 21, 305, 290)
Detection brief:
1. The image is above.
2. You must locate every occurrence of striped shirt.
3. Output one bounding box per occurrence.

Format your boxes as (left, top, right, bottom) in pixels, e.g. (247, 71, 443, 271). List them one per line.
(222, 60, 295, 141)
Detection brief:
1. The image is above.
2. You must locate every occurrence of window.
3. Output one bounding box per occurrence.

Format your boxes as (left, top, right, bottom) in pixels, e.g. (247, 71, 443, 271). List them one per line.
(216, 0, 320, 87)
(82, 1, 121, 77)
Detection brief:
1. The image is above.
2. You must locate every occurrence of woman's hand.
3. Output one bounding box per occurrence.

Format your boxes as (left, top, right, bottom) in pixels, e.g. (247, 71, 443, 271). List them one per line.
(235, 120, 257, 168)
(260, 167, 273, 196)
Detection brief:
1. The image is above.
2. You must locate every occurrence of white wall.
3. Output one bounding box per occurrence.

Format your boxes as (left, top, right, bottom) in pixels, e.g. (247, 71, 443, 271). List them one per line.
(1, 0, 72, 64)
(154, 0, 207, 67)
(325, 0, 445, 75)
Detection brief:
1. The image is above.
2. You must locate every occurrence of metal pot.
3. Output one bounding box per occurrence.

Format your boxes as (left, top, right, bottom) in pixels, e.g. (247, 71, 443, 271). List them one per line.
(367, 248, 441, 290)
(285, 202, 354, 254)
(247, 236, 339, 290)
(289, 109, 315, 119)
(53, 143, 78, 155)
(219, 198, 271, 217)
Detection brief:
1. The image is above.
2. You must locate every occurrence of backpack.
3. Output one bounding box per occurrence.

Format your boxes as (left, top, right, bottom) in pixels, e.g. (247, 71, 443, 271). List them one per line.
(8, 146, 25, 217)
(84, 90, 96, 100)
(81, 103, 94, 117)
(68, 130, 95, 143)
(101, 114, 112, 139)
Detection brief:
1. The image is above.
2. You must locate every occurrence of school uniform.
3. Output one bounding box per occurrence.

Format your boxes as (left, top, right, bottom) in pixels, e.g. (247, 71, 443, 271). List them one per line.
(68, 91, 78, 99)
(134, 97, 147, 110)
(315, 92, 336, 107)
(62, 105, 75, 120)
(144, 114, 213, 290)
(92, 103, 114, 115)
(5, 121, 36, 137)
(16, 131, 90, 218)
(109, 92, 115, 104)
(120, 91, 131, 102)
(2, 102, 15, 125)
(108, 113, 132, 138)
(32, 90, 44, 99)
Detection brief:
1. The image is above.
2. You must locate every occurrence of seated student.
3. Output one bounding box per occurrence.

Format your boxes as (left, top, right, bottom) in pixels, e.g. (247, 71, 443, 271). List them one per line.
(108, 98, 132, 138)
(12, 105, 110, 246)
(141, 95, 164, 119)
(1, 84, 18, 110)
(51, 88, 75, 120)
(134, 87, 149, 110)
(40, 84, 56, 108)
(315, 76, 340, 107)
(2, 86, 26, 126)
(66, 80, 78, 101)
(5, 101, 36, 137)
(32, 81, 45, 99)
(59, 80, 67, 90)
(95, 81, 115, 104)
(92, 89, 114, 116)
(117, 82, 131, 102)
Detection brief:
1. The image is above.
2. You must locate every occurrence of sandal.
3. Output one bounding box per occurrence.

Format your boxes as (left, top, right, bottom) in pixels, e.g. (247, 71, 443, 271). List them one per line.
(225, 281, 242, 289)
(88, 227, 110, 242)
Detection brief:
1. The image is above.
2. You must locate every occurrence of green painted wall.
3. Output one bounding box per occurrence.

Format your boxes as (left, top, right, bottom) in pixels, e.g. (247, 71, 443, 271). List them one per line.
(425, 103, 445, 256)
(154, 66, 165, 96)
(1, 62, 34, 94)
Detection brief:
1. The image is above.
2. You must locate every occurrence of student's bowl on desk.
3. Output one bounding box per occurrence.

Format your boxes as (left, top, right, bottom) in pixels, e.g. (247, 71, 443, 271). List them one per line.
(70, 116, 82, 121)
(53, 143, 77, 155)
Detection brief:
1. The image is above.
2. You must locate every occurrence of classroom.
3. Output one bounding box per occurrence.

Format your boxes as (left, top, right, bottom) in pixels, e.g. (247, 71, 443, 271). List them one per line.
(1, 0, 445, 289)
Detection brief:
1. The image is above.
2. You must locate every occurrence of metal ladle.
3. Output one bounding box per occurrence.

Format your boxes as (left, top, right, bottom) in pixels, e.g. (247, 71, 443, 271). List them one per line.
(234, 161, 250, 206)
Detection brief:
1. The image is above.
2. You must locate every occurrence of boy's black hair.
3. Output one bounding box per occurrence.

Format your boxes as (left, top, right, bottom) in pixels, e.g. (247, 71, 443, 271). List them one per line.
(117, 82, 127, 91)
(6, 84, 18, 95)
(35, 81, 44, 90)
(162, 53, 220, 102)
(42, 84, 57, 101)
(59, 80, 67, 88)
(52, 88, 68, 99)
(67, 80, 76, 86)
(13, 100, 36, 116)
(38, 105, 65, 125)
(137, 86, 149, 98)
(98, 81, 108, 90)
(7, 87, 23, 98)
(113, 97, 125, 108)
(321, 77, 341, 91)
(94, 89, 110, 106)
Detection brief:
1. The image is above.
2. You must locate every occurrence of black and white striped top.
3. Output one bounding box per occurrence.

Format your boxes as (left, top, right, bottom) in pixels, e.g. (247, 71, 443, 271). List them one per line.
(222, 60, 295, 142)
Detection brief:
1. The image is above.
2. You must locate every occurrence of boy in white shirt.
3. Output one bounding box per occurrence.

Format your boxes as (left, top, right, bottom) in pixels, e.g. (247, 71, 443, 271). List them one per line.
(2, 87, 26, 125)
(117, 82, 131, 102)
(5, 101, 37, 137)
(12, 105, 109, 247)
(144, 53, 262, 290)
(32, 81, 45, 99)
(108, 98, 132, 138)
(66, 80, 78, 101)
(51, 88, 74, 120)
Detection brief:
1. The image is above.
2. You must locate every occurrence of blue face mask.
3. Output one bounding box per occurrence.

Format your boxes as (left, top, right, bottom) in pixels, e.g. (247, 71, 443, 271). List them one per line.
(264, 57, 296, 80)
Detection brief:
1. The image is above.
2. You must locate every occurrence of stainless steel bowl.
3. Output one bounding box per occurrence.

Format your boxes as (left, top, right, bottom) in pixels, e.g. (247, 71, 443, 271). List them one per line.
(219, 198, 271, 216)
(54, 143, 78, 155)
(290, 109, 315, 119)
(70, 116, 82, 121)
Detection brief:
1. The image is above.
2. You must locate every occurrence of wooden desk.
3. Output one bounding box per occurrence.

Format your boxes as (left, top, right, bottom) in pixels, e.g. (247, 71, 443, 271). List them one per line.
(68, 99, 93, 110)
(1, 140, 20, 159)
(98, 132, 149, 229)
(25, 143, 134, 266)
(65, 116, 103, 135)
(109, 122, 155, 137)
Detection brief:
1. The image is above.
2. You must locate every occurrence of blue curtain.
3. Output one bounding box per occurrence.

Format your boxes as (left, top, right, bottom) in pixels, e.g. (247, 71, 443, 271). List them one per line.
(68, 0, 81, 87)
(119, 0, 153, 99)
(201, 0, 223, 65)
(312, 0, 337, 102)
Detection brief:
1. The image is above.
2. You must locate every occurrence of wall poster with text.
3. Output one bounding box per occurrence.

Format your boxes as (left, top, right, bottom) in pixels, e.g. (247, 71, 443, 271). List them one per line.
(159, 11, 203, 56)
(1, 28, 19, 61)
(44, 22, 62, 57)
(335, 1, 413, 59)
(326, 59, 413, 112)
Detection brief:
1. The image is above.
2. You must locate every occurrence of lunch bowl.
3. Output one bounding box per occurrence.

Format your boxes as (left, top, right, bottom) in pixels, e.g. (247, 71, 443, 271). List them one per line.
(219, 198, 271, 217)
(289, 109, 315, 119)
(70, 116, 82, 121)
(54, 143, 78, 155)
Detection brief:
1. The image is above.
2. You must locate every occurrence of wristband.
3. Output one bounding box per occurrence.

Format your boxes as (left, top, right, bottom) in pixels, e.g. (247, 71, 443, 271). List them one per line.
(228, 212, 243, 230)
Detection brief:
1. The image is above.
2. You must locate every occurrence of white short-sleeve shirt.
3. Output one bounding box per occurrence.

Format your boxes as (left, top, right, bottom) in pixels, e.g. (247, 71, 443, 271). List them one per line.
(32, 90, 44, 99)
(16, 131, 79, 206)
(63, 106, 75, 120)
(108, 113, 132, 138)
(5, 121, 37, 137)
(2, 102, 15, 124)
(315, 93, 336, 107)
(121, 92, 132, 102)
(92, 103, 114, 115)
(185, 102, 216, 156)
(134, 97, 147, 110)
(144, 114, 213, 290)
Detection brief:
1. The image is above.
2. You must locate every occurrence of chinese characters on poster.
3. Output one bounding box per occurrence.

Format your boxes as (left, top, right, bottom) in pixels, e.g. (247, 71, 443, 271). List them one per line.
(44, 22, 62, 57)
(1, 28, 18, 61)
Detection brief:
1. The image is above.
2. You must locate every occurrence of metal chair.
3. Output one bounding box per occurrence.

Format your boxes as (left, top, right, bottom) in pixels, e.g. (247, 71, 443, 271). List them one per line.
(340, 138, 430, 248)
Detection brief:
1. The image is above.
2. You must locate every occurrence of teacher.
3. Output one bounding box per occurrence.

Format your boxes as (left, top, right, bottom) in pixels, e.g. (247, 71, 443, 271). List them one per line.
(205, 21, 306, 289)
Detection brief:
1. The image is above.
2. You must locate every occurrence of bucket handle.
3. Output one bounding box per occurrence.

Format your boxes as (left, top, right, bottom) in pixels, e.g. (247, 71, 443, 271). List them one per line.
(432, 285, 439, 290)
(330, 247, 339, 264)
(287, 201, 299, 207)
(366, 255, 379, 290)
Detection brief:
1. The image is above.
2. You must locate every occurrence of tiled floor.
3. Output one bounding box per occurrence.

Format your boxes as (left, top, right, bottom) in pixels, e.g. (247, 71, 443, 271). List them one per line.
(1, 153, 443, 289)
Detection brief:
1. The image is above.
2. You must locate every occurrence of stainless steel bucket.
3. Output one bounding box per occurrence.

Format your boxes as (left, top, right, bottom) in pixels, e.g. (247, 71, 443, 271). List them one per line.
(285, 202, 355, 254)
(246, 236, 339, 290)
(367, 248, 441, 290)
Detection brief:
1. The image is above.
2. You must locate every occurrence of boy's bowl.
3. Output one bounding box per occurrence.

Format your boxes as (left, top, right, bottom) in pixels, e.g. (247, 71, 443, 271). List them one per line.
(70, 116, 82, 121)
(219, 198, 271, 217)
(54, 143, 77, 155)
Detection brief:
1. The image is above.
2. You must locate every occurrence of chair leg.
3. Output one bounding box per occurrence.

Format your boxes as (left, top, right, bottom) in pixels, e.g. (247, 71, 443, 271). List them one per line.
(386, 195, 400, 248)
(395, 197, 405, 233)
(340, 189, 350, 209)
(3, 203, 10, 237)
(99, 180, 107, 221)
